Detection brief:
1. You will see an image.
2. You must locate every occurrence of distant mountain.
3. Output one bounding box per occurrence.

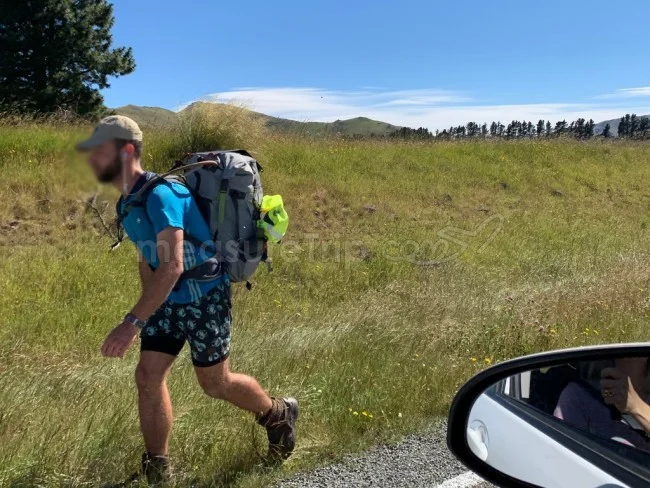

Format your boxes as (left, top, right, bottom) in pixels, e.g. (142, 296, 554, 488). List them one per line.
(594, 114, 650, 136)
(259, 113, 401, 137)
(112, 105, 179, 127)
(113, 103, 400, 137)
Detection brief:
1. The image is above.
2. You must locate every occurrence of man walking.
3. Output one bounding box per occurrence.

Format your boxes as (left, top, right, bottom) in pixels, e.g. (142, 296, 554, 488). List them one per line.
(77, 116, 297, 484)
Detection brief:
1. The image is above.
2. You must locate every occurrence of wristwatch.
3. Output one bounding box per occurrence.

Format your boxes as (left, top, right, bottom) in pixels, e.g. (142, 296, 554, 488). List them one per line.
(124, 313, 147, 329)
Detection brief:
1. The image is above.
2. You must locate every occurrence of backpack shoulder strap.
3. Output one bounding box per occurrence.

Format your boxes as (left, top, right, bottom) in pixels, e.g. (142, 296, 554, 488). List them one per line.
(111, 195, 127, 250)
(111, 163, 218, 251)
(112, 172, 161, 250)
(115, 195, 124, 221)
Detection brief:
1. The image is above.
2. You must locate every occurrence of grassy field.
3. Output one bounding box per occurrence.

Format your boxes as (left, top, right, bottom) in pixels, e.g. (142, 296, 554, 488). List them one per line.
(2, 111, 650, 486)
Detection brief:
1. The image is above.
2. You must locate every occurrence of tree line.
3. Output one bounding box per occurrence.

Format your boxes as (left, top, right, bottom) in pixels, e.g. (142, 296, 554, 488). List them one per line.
(389, 115, 650, 140)
(616, 114, 650, 139)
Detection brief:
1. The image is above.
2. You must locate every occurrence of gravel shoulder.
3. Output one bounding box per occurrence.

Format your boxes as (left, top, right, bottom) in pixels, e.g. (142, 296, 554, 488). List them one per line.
(278, 422, 492, 488)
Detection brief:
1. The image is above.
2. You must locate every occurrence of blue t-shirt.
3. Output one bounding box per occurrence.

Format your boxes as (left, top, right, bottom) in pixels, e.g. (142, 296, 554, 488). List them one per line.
(120, 172, 224, 304)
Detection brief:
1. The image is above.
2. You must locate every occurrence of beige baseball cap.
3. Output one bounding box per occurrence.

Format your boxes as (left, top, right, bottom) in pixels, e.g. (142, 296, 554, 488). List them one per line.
(76, 115, 143, 151)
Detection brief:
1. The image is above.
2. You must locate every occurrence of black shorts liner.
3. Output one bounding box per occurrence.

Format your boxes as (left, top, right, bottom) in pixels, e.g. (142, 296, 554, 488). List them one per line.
(141, 335, 230, 367)
(192, 352, 230, 368)
(141, 335, 184, 358)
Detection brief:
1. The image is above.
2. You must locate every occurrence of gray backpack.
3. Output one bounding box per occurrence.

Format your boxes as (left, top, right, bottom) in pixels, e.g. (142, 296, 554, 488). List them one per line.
(181, 150, 265, 283)
(115, 150, 273, 287)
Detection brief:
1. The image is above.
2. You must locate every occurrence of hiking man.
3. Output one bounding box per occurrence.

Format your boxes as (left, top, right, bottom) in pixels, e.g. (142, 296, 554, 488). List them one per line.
(77, 115, 297, 484)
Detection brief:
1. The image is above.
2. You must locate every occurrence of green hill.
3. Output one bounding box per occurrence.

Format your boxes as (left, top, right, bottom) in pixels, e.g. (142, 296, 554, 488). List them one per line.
(260, 113, 400, 137)
(112, 104, 178, 128)
(113, 103, 400, 136)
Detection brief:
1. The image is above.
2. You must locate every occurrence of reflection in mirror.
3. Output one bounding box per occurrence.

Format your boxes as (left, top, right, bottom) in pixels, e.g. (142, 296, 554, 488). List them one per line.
(466, 357, 650, 487)
(503, 357, 650, 450)
(556, 358, 650, 450)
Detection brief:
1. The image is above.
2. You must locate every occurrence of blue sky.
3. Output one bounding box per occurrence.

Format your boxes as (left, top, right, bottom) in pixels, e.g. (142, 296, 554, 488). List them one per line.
(104, 0, 650, 130)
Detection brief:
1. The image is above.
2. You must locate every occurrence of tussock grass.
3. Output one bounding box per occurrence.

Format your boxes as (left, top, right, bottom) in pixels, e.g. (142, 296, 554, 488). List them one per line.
(2, 118, 650, 486)
(142, 102, 267, 172)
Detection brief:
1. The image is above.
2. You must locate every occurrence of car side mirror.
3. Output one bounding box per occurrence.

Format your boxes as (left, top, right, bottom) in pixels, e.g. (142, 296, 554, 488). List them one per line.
(447, 344, 650, 488)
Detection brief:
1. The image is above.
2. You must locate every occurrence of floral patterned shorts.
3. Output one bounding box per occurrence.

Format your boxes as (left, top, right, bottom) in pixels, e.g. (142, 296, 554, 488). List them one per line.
(140, 279, 232, 367)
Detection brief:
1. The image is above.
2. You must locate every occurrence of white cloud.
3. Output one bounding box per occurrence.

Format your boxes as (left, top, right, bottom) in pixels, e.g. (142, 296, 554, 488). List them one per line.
(596, 87, 650, 99)
(178, 87, 470, 116)
(176, 87, 650, 131)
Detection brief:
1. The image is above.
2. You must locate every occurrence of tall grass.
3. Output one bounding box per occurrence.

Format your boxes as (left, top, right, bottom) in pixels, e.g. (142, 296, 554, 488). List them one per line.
(142, 102, 267, 172)
(2, 114, 650, 486)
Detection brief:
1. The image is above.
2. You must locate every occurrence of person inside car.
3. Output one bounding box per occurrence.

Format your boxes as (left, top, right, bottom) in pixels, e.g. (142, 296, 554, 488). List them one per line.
(553, 357, 650, 450)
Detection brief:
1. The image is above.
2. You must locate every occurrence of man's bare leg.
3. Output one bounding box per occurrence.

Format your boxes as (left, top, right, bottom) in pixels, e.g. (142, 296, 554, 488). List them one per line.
(194, 358, 272, 415)
(194, 358, 298, 460)
(135, 351, 176, 455)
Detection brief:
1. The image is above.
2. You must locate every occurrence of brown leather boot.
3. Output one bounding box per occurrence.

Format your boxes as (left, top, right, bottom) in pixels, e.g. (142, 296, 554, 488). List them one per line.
(257, 397, 299, 462)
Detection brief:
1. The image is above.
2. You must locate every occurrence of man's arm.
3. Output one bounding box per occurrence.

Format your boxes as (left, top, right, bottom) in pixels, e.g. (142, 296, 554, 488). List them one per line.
(101, 227, 184, 358)
(130, 227, 184, 321)
(138, 249, 154, 289)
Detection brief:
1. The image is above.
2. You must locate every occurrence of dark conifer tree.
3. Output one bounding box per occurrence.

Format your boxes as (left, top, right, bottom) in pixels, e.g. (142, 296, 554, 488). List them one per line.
(602, 123, 611, 138)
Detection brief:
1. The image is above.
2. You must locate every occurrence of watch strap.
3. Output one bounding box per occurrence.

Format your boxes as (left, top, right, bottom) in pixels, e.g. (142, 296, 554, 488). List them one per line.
(124, 313, 147, 329)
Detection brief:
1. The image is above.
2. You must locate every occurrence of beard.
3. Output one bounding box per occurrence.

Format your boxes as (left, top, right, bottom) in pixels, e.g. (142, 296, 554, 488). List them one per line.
(97, 155, 123, 183)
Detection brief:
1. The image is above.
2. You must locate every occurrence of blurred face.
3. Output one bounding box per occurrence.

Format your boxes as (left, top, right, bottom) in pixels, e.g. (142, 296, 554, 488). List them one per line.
(87, 140, 122, 183)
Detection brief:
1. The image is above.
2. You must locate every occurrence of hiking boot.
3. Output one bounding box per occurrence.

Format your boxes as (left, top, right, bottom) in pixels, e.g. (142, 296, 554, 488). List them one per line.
(141, 453, 171, 485)
(257, 397, 299, 462)
(104, 453, 171, 487)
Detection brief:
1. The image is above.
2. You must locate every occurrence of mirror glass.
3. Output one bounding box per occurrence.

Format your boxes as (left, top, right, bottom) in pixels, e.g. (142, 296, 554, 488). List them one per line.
(466, 356, 650, 487)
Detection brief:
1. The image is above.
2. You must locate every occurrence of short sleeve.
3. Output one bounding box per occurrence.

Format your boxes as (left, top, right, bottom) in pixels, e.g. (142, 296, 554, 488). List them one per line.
(145, 183, 186, 235)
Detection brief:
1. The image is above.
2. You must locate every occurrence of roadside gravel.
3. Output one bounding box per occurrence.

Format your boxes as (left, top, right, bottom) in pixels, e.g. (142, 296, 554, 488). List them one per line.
(277, 422, 493, 487)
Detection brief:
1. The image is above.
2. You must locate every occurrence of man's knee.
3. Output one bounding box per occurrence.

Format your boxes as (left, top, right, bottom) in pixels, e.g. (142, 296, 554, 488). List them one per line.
(135, 361, 168, 392)
(197, 368, 230, 399)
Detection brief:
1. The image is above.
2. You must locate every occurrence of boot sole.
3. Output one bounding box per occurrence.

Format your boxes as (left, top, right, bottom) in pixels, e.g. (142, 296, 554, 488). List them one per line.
(283, 396, 299, 455)
(284, 397, 299, 422)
